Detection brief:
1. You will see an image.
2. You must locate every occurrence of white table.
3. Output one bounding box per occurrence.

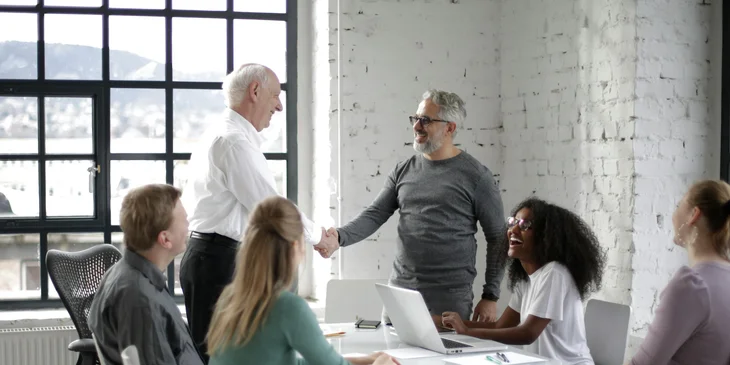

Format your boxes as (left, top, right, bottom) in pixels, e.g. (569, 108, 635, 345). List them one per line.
(322, 323, 560, 364)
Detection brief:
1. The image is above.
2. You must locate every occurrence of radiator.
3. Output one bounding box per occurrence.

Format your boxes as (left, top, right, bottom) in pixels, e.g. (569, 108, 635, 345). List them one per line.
(0, 326, 78, 365)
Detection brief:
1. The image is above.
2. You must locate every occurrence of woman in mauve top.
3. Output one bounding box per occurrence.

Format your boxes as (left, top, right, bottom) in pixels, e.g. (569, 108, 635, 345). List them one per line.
(630, 179, 730, 365)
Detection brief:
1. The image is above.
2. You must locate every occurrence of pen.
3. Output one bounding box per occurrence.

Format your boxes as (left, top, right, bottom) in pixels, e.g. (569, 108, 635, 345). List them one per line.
(485, 355, 503, 365)
(496, 352, 510, 363)
(324, 331, 346, 338)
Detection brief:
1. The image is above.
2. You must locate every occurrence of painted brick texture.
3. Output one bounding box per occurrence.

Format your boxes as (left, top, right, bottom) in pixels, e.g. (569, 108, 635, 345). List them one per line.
(630, 0, 715, 342)
(313, 0, 719, 354)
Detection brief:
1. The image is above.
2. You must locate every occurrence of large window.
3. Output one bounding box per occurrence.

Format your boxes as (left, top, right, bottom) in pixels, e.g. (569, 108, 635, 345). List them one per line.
(0, 0, 297, 309)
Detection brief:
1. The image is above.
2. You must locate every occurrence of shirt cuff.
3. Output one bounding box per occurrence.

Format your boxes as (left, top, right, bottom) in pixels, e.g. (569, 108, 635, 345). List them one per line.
(481, 292, 499, 302)
(302, 218, 322, 246)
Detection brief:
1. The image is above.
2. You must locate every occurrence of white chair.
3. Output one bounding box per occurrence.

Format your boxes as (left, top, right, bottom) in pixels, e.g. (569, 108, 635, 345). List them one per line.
(121, 345, 141, 365)
(584, 299, 632, 365)
(324, 279, 387, 323)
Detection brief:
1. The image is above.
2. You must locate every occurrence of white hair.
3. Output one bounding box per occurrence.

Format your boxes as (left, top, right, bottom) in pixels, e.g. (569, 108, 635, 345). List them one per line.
(421, 89, 466, 138)
(222, 64, 270, 108)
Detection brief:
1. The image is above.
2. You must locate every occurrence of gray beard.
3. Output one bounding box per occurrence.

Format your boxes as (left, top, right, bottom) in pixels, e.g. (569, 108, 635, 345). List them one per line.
(413, 137, 442, 154)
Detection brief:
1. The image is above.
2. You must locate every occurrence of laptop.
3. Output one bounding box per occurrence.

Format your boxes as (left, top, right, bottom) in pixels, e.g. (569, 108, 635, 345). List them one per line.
(375, 283, 508, 355)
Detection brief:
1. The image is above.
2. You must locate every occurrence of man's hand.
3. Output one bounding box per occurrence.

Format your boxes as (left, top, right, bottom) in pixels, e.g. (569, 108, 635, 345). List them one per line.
(472, 299, 497, 322)
(313, 227, 339, 259)
(441, 311, 468, 334)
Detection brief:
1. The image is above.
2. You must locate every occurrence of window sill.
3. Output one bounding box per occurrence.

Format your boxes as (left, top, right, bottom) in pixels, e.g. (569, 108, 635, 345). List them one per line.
(0, 298, 326, 330)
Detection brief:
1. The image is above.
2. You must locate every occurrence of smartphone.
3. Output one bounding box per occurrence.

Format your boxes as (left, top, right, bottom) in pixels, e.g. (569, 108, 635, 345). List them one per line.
(355, 319, 381, 329)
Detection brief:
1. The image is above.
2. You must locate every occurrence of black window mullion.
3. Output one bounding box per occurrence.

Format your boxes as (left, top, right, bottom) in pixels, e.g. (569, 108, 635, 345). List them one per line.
(100, 0, 110, 231)
(226, 0, 234, 74)
(285, 0, 297, 203)
(40, 232, 48, 300)
(165, 0, 175, 291)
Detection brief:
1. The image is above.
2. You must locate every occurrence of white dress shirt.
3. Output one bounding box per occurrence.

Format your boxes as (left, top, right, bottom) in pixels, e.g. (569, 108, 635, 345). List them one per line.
(182, 108, 321, 245)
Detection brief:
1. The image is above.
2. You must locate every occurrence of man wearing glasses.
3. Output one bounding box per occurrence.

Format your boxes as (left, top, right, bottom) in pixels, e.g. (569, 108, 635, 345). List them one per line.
(315, 89, 507, 323)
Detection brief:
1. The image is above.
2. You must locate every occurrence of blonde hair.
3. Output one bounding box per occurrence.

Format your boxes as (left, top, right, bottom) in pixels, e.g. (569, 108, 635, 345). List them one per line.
(686, 179, 730, 260)
(206, 196, 304, 355)
(119, 184, 181, 252)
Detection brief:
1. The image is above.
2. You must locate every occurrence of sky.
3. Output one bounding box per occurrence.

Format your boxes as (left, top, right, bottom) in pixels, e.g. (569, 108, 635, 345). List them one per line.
(0, 0, 287, 77)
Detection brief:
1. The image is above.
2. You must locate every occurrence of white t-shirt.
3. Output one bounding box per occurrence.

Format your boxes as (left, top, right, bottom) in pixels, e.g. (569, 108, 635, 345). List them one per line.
(508, 261, 594, 365)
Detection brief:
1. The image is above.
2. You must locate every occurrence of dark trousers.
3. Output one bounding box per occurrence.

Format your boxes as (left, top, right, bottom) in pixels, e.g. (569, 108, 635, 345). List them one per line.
(179, 232, 300, 363)
(179, 233, 238, 364)
(382, 285, 474, 324)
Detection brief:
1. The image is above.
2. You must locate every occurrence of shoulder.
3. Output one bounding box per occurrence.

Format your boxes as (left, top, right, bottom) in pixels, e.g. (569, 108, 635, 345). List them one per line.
(663, 266, 710, 303)
(395, 155, 418, 170)
(538, 262, 574, 285)
(97, 265, 155, 311)
(387, 155, 419, 179)
(273, 291, 311, 315)
(457, 152, 498, 184)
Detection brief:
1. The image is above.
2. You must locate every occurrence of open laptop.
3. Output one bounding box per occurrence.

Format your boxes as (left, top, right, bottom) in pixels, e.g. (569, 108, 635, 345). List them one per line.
(375, 283, 508, 355)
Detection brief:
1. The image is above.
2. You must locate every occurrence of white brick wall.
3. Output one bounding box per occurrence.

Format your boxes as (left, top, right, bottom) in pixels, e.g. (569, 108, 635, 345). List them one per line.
(330, 1, 503, 295)
(499, 0, 637, 310)
(309, 0, 721, 356)
(630, 0, 717, 348)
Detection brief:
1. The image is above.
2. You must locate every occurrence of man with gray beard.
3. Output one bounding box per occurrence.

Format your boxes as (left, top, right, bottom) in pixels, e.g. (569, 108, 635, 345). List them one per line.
(314, 90, 506, 323)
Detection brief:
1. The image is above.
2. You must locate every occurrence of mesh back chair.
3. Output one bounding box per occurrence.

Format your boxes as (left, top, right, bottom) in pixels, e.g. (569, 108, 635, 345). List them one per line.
(47, 244, 122, 365)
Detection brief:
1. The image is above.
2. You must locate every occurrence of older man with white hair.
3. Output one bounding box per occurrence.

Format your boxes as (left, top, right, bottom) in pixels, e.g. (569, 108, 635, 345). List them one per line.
(315, 89, 507, 324)
(179, 63, 334, 363)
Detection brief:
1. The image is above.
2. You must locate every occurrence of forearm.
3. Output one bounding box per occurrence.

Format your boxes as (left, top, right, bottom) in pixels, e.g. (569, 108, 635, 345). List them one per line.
(337, 208, 392, 247)
(344, 356, 370, 365)
(463, 326, 535, 346)
(465, 320, 497, 329)
(482, 229, 506, 298)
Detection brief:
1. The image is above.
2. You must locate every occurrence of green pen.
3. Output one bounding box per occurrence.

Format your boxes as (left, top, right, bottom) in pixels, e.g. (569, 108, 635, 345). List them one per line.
(485, 355, 503, 365)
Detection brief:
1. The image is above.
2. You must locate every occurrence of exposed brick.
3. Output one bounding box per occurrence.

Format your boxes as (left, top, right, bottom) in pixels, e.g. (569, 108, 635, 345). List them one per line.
(316, 1, 718, 361)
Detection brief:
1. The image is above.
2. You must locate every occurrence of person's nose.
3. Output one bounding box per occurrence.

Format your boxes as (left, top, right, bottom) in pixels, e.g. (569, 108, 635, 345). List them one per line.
(413, 120, 424, 133)
(276, 97, 283, 112)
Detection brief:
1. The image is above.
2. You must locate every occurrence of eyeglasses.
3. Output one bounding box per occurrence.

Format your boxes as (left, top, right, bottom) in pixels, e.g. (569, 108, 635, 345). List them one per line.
(409, 116, 450, 127)
(507, 217, 532, 231)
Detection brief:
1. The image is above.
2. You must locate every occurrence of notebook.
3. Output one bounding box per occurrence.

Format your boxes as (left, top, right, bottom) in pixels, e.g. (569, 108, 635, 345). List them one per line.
(444, 351, 547, 365)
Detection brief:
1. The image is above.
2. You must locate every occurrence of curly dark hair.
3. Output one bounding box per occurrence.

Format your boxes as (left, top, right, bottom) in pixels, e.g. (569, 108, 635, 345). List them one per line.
(507, 197, 606, 300)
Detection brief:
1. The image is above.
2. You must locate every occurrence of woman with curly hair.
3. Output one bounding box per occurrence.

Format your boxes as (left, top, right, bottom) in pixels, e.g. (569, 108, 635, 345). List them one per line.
(441, 197, 604, 365)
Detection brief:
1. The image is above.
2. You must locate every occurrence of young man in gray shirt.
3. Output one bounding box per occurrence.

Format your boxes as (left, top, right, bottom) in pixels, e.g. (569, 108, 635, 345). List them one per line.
(315, 90, 507, 322)
(89, 184, 203, 365)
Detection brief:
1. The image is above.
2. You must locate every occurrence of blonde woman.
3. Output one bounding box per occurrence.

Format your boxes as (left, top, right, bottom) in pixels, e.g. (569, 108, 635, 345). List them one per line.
(630, 180, 730, 365)
(207, 196, 399, 365)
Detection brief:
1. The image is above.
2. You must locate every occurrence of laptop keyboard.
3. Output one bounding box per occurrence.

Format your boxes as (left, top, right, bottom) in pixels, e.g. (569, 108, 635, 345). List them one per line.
(441, 338, 472, 349)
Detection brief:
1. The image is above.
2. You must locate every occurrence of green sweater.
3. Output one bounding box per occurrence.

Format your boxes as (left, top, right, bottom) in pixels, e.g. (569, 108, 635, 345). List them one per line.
(208, 291, 350, 365)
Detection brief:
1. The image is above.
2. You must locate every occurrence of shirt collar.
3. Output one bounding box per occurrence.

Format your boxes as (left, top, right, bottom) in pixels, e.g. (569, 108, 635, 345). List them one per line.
(122, 249, 168, 291)
(224, 108, 263, 149)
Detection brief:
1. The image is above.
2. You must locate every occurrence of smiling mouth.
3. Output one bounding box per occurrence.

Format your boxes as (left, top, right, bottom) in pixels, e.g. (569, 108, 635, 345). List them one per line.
(509, 237, 523, 247)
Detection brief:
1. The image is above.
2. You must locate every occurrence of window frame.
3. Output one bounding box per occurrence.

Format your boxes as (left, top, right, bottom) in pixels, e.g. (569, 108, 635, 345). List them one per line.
(722, 0, 730, 182)
(0, 0, 298, 310)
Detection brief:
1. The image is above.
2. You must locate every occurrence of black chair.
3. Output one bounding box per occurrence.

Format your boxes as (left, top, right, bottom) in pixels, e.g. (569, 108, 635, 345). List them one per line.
(47, 244, 122, 365)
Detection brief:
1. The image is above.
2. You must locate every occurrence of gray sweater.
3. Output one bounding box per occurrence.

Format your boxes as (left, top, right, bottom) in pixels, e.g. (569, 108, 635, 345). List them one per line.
(337, 151, 506, 299)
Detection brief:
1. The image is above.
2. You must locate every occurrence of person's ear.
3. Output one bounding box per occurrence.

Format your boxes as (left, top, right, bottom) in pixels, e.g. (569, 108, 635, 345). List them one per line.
(249, 81, 260, 101)
(688, 206, 702, 225)
(157, 231, 173, 249)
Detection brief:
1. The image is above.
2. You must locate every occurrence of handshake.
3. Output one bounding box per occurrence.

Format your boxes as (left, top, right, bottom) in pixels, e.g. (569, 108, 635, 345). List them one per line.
(313, 227, 339, 259)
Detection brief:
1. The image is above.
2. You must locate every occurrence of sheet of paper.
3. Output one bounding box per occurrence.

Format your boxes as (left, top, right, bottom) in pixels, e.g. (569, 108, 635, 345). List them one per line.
(444, 351, 546, 365)
(381, 347, 442, 359)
